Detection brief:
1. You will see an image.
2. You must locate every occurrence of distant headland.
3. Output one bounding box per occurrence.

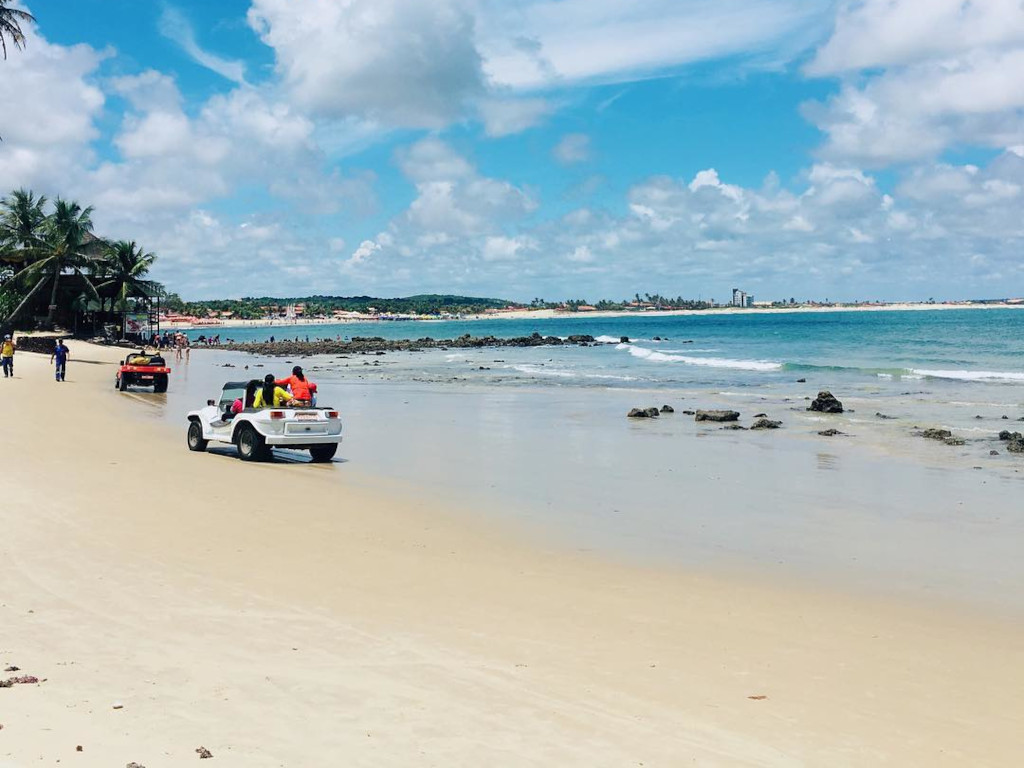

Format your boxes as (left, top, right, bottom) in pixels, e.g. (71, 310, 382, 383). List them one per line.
(159, 293, 1024, 329)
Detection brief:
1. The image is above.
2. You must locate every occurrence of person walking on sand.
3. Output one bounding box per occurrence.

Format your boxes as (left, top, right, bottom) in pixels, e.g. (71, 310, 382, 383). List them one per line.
(50, 338, 70, 382)
(1, 334, 15, 377)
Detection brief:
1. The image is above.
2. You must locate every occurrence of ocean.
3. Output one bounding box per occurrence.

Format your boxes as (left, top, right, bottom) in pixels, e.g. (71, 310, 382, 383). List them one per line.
(169, 308, 1024, 611)
(185, 307, 1024, 392)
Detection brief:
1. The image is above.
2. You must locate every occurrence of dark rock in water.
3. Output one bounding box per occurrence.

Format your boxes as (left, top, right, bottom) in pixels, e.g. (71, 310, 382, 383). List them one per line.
(975, 415, 983, 419)
(751, 418, 782, 430)
(695, 409, 740, 422)
(808, 391, 843, 413)
(620, 336, 630, 344)
(1002, 415, 1009, 420)
(818, 429, 843, 436)
(875, 412, 896, 420)
(919, 428, 952, 440)
(754, 412, 767, 418)
(997, 430, 1022, 441)
(660, 405, 674, 413)
(1007, 439, 1024, 453)
(653, 336, 661, 341)
(196, 747, 213, 759)
(796, 378, 807, 383)
(990, 450, 1000, 456)
(721, 424, 748, 430)
(944, 437, 966, 446)
(628, 407, 660, 418)
(682, 410, 696, 415)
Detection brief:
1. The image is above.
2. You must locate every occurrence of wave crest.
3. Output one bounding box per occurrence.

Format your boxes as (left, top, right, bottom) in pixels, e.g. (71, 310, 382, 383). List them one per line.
(620, 344, 782, 372)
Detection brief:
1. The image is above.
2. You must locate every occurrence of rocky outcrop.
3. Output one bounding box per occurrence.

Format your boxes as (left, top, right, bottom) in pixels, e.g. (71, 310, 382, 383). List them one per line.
(817, 428, 844, 436)
(660, 405, 674, 413)
(998, 430, 1024, 453)
(695, 409, 740, 422)
(628, 407, 661, 418)
(808, 391, 844, 413)
(751, 418, 782, 430)
(211, 333, 601, 357)
(920, 428, 952, 440)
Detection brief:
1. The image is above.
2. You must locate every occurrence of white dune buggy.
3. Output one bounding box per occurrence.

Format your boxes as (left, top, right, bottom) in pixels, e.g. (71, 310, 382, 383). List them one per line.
(186, 380, 342, 462)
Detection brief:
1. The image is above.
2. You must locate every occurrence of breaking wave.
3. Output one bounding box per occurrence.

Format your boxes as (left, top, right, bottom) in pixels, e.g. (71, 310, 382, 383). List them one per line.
(619, 344, 783, 372)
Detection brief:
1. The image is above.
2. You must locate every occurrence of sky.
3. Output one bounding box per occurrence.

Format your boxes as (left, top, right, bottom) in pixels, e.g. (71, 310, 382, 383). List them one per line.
(2, 0, 1024, 302)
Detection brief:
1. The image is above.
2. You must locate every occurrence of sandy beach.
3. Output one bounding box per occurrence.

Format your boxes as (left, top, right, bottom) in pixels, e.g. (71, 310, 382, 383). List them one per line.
(3, 342, 1024, 767)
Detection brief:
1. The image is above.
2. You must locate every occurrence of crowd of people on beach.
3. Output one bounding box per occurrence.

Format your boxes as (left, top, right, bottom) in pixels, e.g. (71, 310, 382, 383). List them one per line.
(148, 331, 191, 362)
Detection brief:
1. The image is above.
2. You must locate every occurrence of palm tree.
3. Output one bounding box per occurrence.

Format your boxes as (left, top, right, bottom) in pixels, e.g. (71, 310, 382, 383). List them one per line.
(19, 198, 100, 325)
(96, 239, 158, 312)
(0, 188, 47, 272)
(0, 1, 34, 59)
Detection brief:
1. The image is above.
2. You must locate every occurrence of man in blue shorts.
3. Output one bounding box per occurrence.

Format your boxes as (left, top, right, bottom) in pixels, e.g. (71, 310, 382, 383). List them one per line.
(50, 338, 70, 381)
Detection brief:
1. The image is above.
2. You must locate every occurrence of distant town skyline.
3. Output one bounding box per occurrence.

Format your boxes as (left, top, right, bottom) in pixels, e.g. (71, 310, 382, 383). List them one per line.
(3, 1, 1024, 302)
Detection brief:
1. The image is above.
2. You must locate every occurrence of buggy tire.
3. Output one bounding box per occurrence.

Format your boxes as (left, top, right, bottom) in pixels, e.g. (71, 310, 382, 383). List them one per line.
(236, 424, 267, 462)
(309, 443, 338, 463)
(153, 374, 168, 393)
(187, 420, 208, 452)
(118, 374, 128, 391)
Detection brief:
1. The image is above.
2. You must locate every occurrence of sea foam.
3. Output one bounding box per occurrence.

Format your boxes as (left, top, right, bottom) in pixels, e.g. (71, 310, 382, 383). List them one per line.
(620, 344, 782, 372)
(913, 369, 1024, 382)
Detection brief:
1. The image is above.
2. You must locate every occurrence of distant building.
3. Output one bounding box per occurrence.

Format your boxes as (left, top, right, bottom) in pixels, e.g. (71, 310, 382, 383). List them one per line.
(731, 288, 754, 308)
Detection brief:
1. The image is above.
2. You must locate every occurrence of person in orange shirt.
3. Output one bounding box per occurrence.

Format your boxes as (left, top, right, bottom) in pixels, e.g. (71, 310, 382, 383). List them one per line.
(276, 366, 315, 406)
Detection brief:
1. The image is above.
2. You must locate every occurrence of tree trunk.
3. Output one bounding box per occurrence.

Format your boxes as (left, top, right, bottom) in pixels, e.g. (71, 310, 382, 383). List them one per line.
(46, 261, 61, 324)
(2, 275, 49, 328)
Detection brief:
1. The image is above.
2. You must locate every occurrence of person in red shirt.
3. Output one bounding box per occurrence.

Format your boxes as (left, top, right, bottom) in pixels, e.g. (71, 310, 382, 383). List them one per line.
(276, 366, 315, 406)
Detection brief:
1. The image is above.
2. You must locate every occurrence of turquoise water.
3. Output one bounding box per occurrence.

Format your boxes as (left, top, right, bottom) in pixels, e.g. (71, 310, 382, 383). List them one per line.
(186, 308, 1024, 391)
(166, 309, 1024, 609)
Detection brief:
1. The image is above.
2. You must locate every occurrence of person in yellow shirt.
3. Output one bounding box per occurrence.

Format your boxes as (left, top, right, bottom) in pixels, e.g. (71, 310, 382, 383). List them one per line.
(1, 334, 15, 378)
(253, 374, 295, 408)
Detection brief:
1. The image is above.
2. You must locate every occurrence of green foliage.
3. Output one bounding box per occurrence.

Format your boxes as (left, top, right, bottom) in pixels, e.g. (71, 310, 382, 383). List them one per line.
(0, 1, 35, 60)
(0, 189, 164, 330)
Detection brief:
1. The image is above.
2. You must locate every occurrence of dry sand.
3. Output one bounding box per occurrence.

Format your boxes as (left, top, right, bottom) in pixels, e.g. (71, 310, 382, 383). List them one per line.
(1, 342, 1022, 766)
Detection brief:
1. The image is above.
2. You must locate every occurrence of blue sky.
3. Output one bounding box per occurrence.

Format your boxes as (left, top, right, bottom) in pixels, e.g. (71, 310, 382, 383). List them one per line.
(3, 0, 1024, 301)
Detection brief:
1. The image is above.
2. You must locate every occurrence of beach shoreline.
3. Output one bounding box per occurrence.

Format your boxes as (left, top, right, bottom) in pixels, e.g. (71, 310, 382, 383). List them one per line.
(166, 300, 1024, 330)
(3, 342, 1023, 766)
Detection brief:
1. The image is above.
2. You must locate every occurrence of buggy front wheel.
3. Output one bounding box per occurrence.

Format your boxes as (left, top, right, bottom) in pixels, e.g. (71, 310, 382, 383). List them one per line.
(187, 420, 208, 452)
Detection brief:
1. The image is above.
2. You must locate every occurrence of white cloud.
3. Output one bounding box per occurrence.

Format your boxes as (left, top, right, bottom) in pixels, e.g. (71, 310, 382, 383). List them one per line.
(0, 29, 105, 192)
(808, 0, 1024, 75)
(553, 133, 590, 164)
(482, 234, 536, 261)
(805, 0, 1024, 164)
(477, 97, 553, 136)
(158, 6, 247, 84)
(248, 0, 485, 128)
(480, 0, 833, 89)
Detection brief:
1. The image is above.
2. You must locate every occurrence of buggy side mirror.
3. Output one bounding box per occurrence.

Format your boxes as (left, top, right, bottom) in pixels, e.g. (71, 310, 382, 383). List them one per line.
(120, 359, 125, 365)
(207, 399, 216, 406)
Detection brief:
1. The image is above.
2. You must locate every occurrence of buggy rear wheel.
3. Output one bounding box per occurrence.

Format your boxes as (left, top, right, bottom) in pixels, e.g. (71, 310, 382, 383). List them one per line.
(187, 420, 208, 452)
(118, 374, 128, 391)
(236, 424, 267, 461)
(153, 374, 168, 393)
(309, 443, 338, 463)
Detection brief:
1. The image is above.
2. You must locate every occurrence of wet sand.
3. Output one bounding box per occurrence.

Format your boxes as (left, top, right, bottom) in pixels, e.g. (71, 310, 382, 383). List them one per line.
(2, 343, 1023, 766)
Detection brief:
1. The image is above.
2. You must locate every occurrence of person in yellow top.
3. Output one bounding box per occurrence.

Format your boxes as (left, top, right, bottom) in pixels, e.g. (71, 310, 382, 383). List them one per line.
(1, 334, 15, 378)
(253, 374, 295, 407)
